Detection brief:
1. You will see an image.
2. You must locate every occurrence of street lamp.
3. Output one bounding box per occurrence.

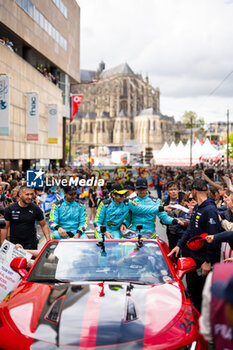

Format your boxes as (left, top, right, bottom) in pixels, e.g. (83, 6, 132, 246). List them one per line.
(190, 116, 193, 167)
(227, 109, 229, 168)
(68, 80, 97, 166)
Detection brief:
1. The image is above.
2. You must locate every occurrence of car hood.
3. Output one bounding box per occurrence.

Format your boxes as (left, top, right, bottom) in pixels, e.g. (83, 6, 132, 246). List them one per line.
(4, 280, 190, 348)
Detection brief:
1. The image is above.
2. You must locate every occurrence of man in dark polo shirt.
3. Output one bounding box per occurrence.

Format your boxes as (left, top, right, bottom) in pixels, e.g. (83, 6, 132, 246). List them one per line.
(1, 186, 50, 249)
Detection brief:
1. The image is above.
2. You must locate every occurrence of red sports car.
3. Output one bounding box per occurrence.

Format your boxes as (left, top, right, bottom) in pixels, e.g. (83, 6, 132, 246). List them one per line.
(0, 238, 207, 349)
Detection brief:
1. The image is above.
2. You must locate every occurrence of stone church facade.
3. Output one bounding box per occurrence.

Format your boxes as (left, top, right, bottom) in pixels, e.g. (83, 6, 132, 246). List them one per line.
(72, 62, 175, 155)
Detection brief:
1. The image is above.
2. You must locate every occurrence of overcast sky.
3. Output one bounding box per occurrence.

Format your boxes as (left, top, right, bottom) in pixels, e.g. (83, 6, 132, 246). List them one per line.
(77, 0, 233, 124)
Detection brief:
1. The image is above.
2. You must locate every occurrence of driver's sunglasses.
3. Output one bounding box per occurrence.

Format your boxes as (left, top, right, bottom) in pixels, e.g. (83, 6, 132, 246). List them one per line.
(188, 197, 194, 202)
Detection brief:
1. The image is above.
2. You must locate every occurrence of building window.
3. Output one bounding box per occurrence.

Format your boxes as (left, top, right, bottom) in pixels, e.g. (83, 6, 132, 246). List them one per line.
(120, 101, 127, 111)
(126, 121, 129, 133)
(131, 121, 134, 134)
(90, 122, 93, 134)
(52, 0, 68, 19)
(121, 121, 124, 132)
(123, 80, 127, 96)
(14, 0, 67, 51)
(153, 120, 156, 130)
(102, 121, 105, 132)
(72, 124, 76, 134)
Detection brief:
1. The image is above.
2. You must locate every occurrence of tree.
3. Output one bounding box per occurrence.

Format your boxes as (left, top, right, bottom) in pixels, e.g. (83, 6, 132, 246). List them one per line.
(181, 111, 204, 129)
(175, 131, 181, 143)
(228, 133, 233, 158)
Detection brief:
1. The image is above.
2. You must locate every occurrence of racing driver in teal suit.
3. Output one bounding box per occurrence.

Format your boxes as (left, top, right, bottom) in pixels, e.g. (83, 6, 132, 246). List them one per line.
(49, 185, 88, 239)
(94, 183, 182, 239)
(123, 177, 179, 238)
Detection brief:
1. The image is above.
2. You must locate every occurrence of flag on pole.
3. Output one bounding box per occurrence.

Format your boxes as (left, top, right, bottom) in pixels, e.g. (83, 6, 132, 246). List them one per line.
(71, 94, 83, 122)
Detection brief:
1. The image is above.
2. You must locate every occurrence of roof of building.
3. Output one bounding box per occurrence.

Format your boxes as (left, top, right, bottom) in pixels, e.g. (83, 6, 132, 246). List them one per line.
(75, 112, 97, 120)
(80, 69, 96, 82)
(86, 112, 97, 119)
(182, 127, 201, 134)
(100, 62, 135, 79)
(99, 111, 110, 118)
(118, 110, 128, 118)
(159, 113, 175, 123)
(138, 108, 157, 116)
(135, 109, 175, 123)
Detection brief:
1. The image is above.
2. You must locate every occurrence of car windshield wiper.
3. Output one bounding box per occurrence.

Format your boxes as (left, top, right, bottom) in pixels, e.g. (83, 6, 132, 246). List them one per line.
(85, 278, 150, 285)
(27, 278, 70, 284)
(113, 278, 150, 285)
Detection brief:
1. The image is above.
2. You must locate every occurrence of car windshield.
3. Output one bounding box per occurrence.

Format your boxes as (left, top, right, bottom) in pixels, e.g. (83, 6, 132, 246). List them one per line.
(28, 241, 173, 284)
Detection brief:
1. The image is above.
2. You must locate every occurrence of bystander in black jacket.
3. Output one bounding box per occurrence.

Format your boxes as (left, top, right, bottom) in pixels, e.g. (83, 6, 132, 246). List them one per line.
(177, 197, 221, 266)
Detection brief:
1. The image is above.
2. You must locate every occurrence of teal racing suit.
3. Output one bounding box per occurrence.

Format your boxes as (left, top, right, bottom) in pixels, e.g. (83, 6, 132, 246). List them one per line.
(49, 198, 88, 239)
(124, 194, 176, 238)
(94, 197, 172, 239)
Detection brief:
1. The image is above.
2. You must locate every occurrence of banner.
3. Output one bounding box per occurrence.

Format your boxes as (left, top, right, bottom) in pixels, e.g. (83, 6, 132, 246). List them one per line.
(26, 93, 39, 141)
(71, 94, 83, 122)
(48, 104, 58, 144)
(0, 240, 32, 303)
(0, 75, 10, 136)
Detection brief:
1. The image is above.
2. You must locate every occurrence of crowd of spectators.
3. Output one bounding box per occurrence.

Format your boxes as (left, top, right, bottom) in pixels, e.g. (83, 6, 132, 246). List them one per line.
(0, 37, 15, 52)
(1, 164, 233, 347)
(36, 65, 58, 85)
(0, 36, 59, 86)
(0, 164, 232, 208)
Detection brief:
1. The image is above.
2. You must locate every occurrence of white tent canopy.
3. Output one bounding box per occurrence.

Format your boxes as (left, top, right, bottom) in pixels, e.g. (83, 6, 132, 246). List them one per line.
(152, 142, 170, 159)
(153, 139, 223, 166)
(201, 139, 220, 158)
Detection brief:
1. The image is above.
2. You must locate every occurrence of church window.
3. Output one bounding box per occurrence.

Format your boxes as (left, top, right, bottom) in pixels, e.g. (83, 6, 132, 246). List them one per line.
(131, 121, 134, 134)
(120, 101, 127, 111)
(72, 124, 76, 133)
(123, 80, 127, 96)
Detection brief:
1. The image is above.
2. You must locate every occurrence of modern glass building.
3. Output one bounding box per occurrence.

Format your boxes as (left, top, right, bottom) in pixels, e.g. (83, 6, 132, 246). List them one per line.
(0, 0, 80, 170)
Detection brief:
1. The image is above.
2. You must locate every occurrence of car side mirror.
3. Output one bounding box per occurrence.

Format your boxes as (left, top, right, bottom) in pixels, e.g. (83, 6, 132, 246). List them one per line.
(10, 257, 28, 278)
(176, 257, 196, 279)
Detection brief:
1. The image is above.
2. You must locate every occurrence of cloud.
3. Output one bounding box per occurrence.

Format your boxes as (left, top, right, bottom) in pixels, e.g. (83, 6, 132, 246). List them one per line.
(77, 0, 233, 122)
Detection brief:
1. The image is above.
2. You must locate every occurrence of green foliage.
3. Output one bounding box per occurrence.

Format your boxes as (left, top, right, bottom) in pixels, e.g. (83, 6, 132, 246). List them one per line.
(65, 141, 69, 155)
(228, 133, 233, 158)
(181, 111, 204, 129)
(175, 131, 181, 142)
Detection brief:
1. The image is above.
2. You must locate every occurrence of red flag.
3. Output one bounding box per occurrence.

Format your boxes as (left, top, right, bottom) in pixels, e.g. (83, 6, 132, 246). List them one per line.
(71, 94, 83, 122)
